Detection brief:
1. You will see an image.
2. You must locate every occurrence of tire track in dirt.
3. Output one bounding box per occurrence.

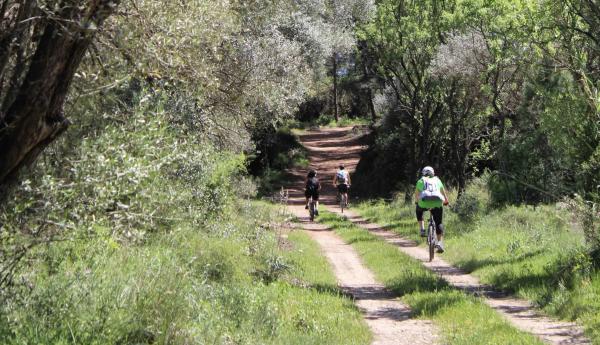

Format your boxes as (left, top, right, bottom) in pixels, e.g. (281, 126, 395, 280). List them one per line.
(338, 210, 591, 345)
(285, 126, 590, 345)
(287, 205, 439, 345)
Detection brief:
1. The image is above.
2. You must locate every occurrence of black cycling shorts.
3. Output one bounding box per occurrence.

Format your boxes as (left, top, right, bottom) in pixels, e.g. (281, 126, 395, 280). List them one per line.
(416, 205, 444, 235)
(305, 190, 319, 200)
(337, 184, 349, 193)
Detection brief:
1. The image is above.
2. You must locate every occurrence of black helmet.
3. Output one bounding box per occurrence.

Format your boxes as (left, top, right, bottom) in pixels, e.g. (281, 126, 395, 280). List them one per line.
(339, 164, 345, 169)
(308, 169, 317, 178)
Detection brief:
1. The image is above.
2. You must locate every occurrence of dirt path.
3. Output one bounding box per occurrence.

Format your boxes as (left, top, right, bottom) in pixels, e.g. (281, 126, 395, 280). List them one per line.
(285, 126, 591, 345)
(287, 205, 439, 345)
(285, 127, 439, 345)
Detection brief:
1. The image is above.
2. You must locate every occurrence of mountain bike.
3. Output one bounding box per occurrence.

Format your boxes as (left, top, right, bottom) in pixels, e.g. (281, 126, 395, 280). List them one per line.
(308, 197, 317, 221)
(426, 209, 437, 262)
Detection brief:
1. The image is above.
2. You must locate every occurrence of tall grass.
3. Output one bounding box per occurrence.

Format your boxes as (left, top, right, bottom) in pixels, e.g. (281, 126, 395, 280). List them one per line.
(354, 181, 600, 343)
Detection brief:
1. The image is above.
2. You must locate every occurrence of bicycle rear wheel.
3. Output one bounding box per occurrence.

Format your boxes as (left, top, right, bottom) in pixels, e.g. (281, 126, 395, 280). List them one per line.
(428, 220, 436, 262)
(340, 194, 346, 213)
(309, 200, 315, 221)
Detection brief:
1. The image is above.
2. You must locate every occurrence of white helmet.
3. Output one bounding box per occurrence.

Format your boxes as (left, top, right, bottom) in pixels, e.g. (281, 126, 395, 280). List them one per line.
(422, 166, 434, 177)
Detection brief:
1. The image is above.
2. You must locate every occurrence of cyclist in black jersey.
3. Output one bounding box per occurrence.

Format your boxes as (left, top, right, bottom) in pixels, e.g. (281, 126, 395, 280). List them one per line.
(305, 169, 321, 215)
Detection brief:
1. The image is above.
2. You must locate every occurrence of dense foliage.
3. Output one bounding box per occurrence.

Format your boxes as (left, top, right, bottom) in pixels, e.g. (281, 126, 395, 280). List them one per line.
(2, 0, 600, 342)
(0, 1, 376, 342)
(353, 0, 599, 206)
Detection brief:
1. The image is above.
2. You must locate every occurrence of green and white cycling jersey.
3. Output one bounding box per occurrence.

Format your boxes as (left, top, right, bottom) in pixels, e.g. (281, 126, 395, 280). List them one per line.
(416, 176, 445, 209)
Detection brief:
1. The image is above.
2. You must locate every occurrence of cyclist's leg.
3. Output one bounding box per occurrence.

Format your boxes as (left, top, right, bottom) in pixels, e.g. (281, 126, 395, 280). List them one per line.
(313, 192, 320, 215)
(341, 184, 349, 206)
(305, 190, 310, 209)
(432, 207, 445, 251)
(431, 207, 444, 238)
(415, 205, 426, 236)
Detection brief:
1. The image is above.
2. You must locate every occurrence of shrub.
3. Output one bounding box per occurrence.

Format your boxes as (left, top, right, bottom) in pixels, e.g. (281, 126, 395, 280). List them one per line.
(453, 177, 490, 222)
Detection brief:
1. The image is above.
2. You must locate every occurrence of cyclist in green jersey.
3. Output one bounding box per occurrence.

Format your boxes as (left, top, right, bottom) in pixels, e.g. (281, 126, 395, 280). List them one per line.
(414, 166, 449, 253)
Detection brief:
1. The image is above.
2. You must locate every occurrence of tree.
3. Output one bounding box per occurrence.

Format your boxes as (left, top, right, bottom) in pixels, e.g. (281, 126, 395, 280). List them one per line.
(0, 0, 121, 192)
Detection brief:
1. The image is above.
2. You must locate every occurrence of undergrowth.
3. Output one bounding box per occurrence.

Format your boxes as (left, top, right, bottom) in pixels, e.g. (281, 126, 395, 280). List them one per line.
(0, 92, 369, 344)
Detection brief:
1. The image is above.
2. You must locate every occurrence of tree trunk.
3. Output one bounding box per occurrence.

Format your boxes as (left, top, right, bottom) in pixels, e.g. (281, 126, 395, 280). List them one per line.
(366, 88, 377, 123)
(332, 54, 339, 122)
(0, 0, 120, 191)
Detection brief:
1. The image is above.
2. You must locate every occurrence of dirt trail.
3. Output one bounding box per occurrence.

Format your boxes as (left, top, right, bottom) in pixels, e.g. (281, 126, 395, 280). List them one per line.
(288, 205, 439, 345)
(285, 127, 439, 345)
(285, 126, 591, 345)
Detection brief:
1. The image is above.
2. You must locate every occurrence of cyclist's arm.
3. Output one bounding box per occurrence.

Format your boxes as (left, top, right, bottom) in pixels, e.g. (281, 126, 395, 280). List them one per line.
(414, 189, 420, 204)
(332, 174, 337, 186)
(347, 173, 351, 185)
(441, 188, 449, 204)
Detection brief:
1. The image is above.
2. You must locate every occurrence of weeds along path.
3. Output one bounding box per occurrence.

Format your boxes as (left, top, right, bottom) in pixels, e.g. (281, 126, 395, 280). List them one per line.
(286, 126, 590, 345)
(285, 127, 439, 345)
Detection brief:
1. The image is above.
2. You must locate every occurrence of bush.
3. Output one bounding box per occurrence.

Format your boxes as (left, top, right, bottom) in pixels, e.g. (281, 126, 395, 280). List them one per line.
(0, 90, 250, 306)
(452, 177, 490, 222)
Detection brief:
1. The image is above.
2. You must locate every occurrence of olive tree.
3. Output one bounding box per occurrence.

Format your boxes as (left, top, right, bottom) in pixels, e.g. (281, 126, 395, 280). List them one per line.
(0, 0, 121, 192)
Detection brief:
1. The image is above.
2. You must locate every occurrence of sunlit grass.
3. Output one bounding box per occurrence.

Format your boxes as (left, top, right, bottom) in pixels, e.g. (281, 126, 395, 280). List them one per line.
(353, 198, 600, 343)
(1, 203, 371, 345)
(318, 211, 545, 345)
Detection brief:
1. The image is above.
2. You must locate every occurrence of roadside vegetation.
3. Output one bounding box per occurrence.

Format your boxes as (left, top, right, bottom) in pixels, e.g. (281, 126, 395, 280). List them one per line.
(354, 180, 600, 343)
(250, 126, 309, 196)
(318, 211, 545, 345)
(2, 0, 600, 343)
(1, 1, 375, 343)
(0, 91, 370, 343)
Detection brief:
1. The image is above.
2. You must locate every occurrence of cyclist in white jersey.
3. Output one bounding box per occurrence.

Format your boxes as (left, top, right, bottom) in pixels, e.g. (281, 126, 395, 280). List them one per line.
(415, 166, 449, 253)
(333, 164, 351, 207)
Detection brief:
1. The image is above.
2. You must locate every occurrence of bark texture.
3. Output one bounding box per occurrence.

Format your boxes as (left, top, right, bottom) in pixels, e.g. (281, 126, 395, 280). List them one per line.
(0, 0, 120, 189)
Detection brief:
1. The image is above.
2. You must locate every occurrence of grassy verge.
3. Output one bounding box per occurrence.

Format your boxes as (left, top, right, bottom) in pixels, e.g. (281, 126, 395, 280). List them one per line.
(281, 231, 371, 344)
(1, 203, 370, 344)
(318, 211, 545, 345)
(0, 96, 368, 344)
(354, 197, 600, 344)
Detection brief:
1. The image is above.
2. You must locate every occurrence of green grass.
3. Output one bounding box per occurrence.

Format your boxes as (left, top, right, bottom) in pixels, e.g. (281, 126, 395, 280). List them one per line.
(283, 231, 339, 288)
(281, 231, 371, 344)
(1, 204, 371, 344)
(353, 198, 600, 344)
(0, 76, 369, 345)
(320, 116, 371, 128)
(318, 211, 545, 345)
